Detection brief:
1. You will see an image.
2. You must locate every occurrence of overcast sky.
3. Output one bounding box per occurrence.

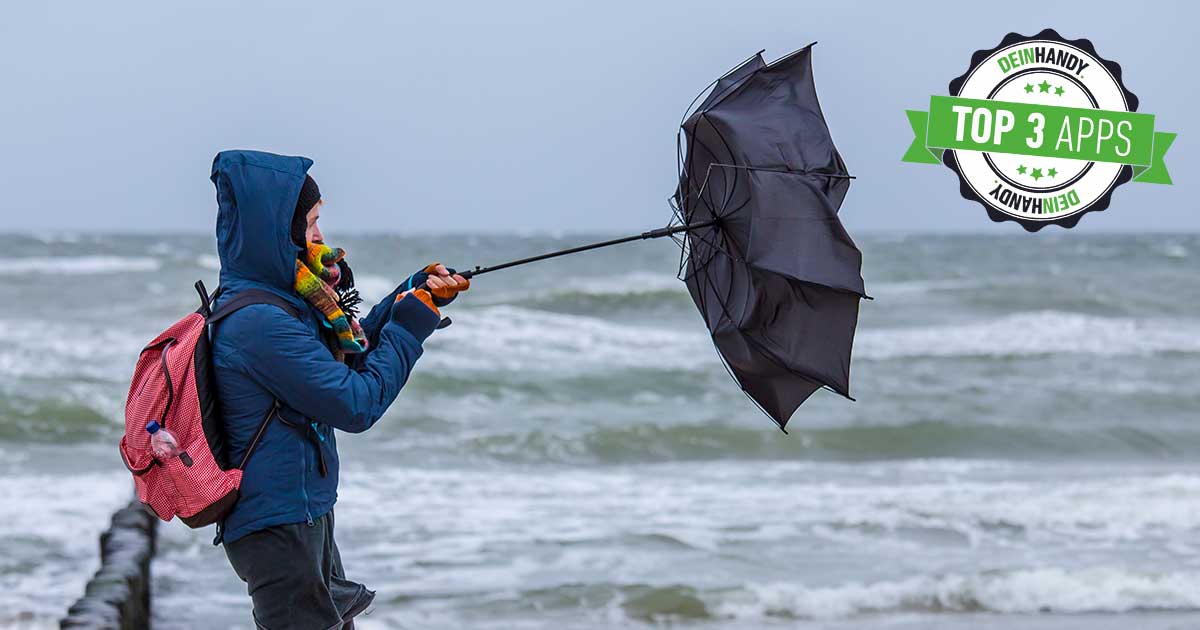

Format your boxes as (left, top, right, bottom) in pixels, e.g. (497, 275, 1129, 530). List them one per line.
(0, 0, 1193, 234)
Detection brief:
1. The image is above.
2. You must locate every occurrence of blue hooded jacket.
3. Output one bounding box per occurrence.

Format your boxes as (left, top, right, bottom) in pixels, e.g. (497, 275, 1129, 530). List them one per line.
(209, 150, 440, 544)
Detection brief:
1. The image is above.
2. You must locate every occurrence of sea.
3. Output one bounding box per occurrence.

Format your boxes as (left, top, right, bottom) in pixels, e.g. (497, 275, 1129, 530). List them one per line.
(2, 231, 1199, 629)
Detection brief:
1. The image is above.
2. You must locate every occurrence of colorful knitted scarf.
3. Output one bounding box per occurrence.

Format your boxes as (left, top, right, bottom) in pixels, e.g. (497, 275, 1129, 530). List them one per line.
(295, 242, 369, 357)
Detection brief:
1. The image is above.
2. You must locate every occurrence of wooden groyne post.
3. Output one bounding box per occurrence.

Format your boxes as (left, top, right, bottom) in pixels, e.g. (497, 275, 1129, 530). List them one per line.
(60, 499, 157, 629)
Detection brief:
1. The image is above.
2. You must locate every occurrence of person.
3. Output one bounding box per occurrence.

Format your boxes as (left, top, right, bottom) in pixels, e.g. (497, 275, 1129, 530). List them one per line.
(207, 150, 468, 629)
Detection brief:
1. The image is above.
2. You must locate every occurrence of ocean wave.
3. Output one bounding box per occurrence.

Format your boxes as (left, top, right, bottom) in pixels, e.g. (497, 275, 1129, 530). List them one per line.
(352, 273, 399, 305)
(431, 306, 1200, 374)
(0, 394, 117, 441)
(515, 569, 1200, 621)
(423, 305, 711, 373)
(27, 231, 84, 244)
(0, 319, 144, 382)
(714, 568, 1200, 619)
(547, 271, 686, 297)
(1161, 242, 1190, 259)
(867, 278, 983, 297)
(438, 420, 1200, 464)
(0, 469, 131, 625)
(342, 463, 1200, 551)
(9, 255, 160, 275)
(510, 272, 692, 314)
(858, 311, 1200, 359)
(196, 253, 220, 270)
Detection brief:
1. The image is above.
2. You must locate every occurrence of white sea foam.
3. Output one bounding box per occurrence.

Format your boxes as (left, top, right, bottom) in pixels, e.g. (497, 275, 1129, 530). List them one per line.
(426, 307, 1200, 374)
(1161, 242, 1189, 259)
(148, 460, 1200, 628)
(29, 232, 83, 244)
(555, 271, 685, 296)
(0, 470, 131, 625)
(0, 319, 144, 382)
(9, 256, 160, 275)
(352, 273, 399, 305)
(719, 568, 1200, 619)
(866, 278, 982, 297)
(335, 464, 1200, 558)
(351, 465, 1200, 619)
(858, 311, 1200, 360)
(423, 305, 712, 373)
(197, 253, 221, 270)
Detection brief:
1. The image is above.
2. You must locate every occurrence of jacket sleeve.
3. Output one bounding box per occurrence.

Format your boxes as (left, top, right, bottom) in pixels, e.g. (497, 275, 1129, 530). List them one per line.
(226, 294, 441, 433)
(358, 272, 420, 353)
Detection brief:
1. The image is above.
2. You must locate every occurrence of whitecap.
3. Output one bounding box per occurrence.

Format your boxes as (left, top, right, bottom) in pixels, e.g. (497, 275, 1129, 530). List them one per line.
(1162, 242, 1189, 259)
(720, 567, 1200, 619)
(0, 470, 131, 624)
(352, 273, 399, 306)
(858, 311, 1200, 359)
(422, 305, 711, 373)
(197, 254, 221, 270)
(10, 256, 160, 275)
(561, 271, 685, 297)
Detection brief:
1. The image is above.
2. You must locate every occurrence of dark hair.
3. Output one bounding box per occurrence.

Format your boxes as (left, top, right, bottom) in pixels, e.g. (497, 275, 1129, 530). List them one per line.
(291, 174, 321, 247)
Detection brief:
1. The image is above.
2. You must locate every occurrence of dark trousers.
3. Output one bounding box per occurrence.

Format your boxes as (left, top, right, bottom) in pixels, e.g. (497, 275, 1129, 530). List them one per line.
(224, 510, 375, 630)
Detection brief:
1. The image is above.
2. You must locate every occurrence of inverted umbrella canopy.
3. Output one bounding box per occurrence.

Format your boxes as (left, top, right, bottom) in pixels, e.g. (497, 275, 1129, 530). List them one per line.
(672, 44, 867, 430)
(421, 44, 866, 430)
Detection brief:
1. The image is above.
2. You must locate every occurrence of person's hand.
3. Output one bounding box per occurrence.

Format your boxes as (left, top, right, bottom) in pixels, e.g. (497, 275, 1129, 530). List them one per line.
(395, 288, 439, 316)
(421, 263, 469, 306)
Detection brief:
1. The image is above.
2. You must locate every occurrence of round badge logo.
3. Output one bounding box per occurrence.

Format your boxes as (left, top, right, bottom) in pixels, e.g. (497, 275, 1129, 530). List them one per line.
(903, 29, 1176, 231)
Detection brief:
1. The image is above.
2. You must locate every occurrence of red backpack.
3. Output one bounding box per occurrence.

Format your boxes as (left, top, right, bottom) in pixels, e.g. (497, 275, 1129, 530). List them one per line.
(118, 281, 301, 527)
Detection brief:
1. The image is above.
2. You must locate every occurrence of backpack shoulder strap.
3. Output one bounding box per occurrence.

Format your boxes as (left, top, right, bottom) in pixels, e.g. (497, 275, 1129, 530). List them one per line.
(203, 288, 305, 479)
(207, 288, 304, 325)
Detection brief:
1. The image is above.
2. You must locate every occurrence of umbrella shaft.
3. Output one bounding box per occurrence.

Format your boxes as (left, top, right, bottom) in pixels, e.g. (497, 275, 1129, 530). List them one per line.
(456, 219, 718, 280)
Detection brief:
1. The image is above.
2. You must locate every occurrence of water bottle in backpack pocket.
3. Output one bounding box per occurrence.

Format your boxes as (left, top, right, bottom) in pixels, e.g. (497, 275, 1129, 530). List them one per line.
(145, 421, 189, 463)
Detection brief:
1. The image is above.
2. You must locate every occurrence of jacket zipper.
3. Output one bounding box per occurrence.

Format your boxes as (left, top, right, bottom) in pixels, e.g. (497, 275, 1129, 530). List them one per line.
(301, 313, 327, 527)
(301, 437, 313, 526)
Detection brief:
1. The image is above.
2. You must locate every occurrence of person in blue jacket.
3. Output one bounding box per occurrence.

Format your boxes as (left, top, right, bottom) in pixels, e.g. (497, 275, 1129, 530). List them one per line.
(208, 150, 468, 629)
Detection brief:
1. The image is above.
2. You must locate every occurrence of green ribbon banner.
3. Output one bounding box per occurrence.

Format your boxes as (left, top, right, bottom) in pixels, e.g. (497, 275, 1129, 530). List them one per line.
(904, 95, 1176, 184)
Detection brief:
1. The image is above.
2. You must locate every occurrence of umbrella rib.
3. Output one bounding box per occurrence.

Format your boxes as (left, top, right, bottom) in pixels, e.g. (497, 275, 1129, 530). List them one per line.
(677, 49, 766, 128)
(700, 117, 749, 215)
(762, 42, 818, 70)
(684, 218, 736, 268)
(684, 138, 729, 216)
(706, 330, 790, 433)
(684, 178, 741, 262)
(693, 245, 855, 400)
(682, 210, 856, 426)
(695, 164, 751, 225)
(680, 116, 744, 219)
(694, 260, 843, 428)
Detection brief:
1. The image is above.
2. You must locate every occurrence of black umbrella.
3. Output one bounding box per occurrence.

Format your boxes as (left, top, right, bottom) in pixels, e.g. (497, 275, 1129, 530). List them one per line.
(427, 45, 867, 430)
(672, 44, 867, 429)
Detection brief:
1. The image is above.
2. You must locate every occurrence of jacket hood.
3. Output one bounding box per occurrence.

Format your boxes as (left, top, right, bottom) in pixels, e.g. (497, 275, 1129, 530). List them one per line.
(211, 150, 313, 294)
